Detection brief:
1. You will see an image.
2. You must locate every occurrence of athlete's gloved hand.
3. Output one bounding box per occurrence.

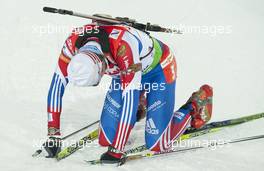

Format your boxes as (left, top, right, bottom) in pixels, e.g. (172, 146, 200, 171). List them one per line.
(136, 91, 147, 122)
(136, 104, 147, 122)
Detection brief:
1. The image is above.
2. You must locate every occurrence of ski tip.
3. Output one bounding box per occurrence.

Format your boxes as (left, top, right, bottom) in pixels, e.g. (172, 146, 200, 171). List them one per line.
(85, 159, 102, 165)
(32, 149, 42, 157)
(85, 159, 125, 166)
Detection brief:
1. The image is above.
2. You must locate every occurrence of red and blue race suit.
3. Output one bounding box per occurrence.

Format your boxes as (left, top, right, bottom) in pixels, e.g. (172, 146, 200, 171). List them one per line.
(47, 24, 193, 152)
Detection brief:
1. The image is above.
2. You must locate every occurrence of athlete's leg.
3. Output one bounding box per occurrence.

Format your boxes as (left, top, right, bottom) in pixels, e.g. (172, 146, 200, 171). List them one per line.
(144, 42, 193, 152)
(98, 78, 123, 146)
(144, 71, 192, 152)
(98, 78, 140, 150)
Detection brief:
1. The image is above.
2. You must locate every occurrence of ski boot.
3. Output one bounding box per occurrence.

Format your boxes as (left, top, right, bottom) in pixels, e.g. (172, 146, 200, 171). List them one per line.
(43, 136, 62, 158)
(100, 146, 126, 165)
(187, 84, 213, 129)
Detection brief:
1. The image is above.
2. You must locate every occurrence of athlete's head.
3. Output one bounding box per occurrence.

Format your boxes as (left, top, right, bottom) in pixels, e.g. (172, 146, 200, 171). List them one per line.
(67, 52, 105, 87)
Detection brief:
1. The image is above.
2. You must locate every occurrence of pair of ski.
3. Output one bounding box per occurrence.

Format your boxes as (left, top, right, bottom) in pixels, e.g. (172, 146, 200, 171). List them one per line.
(86, 112, 264, 165)
(55, 112, 264, 165)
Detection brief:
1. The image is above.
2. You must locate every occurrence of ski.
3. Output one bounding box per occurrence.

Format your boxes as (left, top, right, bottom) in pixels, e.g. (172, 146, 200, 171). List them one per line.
(55, 125, 216, 161)
(184, 112, 264, 134)
(85, 127, 221, 165)
(86, 112, 264, 165)
(124, 127, 220, 155)
(57, 122, 220, 161)
(56, 129, 98, 160)
(32, 120, 99, 157)
(58, 112, 264, 161)
(122, 134, 264, 165)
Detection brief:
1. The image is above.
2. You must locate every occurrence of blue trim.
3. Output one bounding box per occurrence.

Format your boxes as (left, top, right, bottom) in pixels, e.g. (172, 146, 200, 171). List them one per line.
(47, 73, 56, 107)
(60, 83, 65, 110)
(133, 35, 143, 54)
(56, 80, 61, 111)
(52, 74, 59, 111)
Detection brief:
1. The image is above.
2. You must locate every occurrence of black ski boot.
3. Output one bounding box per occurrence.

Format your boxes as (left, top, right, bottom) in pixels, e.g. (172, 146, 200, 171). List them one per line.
(100, 146, 126, 165)
(43, 137, 61, 158)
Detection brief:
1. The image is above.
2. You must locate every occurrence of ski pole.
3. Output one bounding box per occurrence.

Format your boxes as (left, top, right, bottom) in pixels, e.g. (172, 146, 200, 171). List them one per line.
(61, 120, 99, 140)
(123, 134, 264, 164)
(152, 134, 264, 157)
(32, 120, 99, 157)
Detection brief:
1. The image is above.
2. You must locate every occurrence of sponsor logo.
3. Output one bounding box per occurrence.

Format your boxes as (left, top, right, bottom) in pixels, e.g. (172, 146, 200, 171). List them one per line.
(148, 100, 167, 111)
(174, 112, 186, 121)
(146, 118, 159, 135)
(48, 113, 53, 122)
(48, 127, 60, 135)
(103, 103, 119, 118)
(160, 52, 173, 69)
(148, 100, 161, 111)
(109, 29, 121, 40)
(147, 100, 166, 112)
(106, 93, 121, 109)
(117, 45, 126, 57)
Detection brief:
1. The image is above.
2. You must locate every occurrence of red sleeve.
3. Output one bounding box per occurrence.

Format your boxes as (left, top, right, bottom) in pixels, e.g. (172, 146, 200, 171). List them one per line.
(114, 31, 142, 92)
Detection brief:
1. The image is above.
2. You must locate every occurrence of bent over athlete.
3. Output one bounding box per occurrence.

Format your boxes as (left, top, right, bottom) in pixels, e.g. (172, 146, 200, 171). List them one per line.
(43, 22, 213, 163)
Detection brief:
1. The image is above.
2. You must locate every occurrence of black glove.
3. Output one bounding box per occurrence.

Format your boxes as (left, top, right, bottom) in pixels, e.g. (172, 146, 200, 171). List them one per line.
(136, 104, 146, 122)
(43, 137, 61, 158)
(136, 91, 147, 122)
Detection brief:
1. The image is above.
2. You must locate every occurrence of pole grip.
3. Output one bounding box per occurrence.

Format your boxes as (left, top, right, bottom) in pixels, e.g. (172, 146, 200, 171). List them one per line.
(43, 7, 73, 15)
(43, 7, 58, 13)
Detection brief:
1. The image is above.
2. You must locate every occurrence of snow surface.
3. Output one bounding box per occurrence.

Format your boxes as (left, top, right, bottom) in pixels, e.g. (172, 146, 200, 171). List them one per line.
(0, 0, 264, 170)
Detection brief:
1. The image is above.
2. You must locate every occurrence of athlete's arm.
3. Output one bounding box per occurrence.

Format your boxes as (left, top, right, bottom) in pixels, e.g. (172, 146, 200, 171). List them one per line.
(112, 31, 142, 151)
(46, 34, 76, 136)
